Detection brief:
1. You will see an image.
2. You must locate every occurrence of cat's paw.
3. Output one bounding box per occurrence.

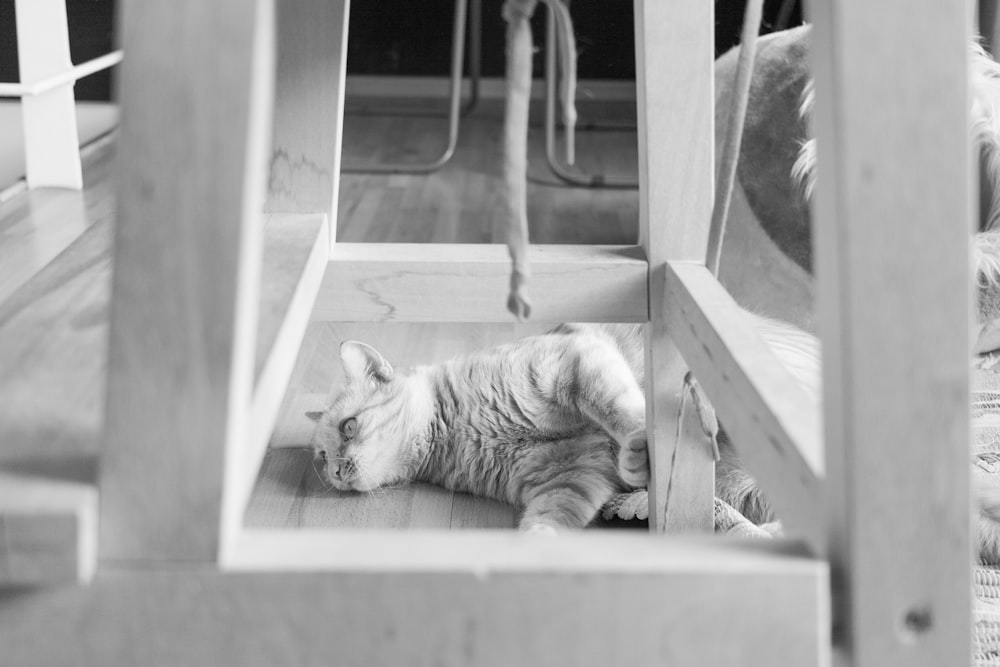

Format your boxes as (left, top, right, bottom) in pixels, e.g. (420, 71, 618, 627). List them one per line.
(520, 521, 559, 536)
(618, 432, 650, 488)
(760, 521, 784, 538)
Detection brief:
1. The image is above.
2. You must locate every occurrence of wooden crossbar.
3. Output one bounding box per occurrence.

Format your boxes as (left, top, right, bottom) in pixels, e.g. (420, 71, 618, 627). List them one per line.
(0, 51, 123, 98)
(316, 243, 648, 323)
(0, 473, 97, 585)
(664, 261, 824, 551)
(227, 213, 331, 549)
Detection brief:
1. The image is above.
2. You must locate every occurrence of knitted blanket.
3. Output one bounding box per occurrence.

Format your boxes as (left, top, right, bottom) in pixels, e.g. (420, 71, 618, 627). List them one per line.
(974, 363, 1000, 664)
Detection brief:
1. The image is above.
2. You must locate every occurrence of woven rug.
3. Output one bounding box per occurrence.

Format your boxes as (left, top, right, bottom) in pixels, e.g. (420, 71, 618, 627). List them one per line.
(973, 363, 1000, 665)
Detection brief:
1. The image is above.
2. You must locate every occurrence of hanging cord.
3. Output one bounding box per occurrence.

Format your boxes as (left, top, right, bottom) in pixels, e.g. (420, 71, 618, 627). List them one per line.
(503, 0, 577, 320)
(502, 0, 538, 320)
(706, 0, 764, 277)
(663, 371, 721, 519)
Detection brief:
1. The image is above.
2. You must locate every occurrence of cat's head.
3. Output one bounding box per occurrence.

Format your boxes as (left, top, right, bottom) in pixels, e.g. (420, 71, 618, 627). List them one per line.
(312, 341, 427, 492)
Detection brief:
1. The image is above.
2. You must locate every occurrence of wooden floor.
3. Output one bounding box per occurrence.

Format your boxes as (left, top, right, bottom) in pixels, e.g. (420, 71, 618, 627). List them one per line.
(0, 96, 812, 533)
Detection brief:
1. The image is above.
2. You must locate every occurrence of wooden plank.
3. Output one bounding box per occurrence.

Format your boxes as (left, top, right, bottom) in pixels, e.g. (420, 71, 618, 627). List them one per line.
(253, 215, 329, 385)
(101, 0, 274, 562)
(0, 144, 112, 586)
(241, 447, 313, 528)
(0, 216, 110, 467)
(0, 546, 828, 667)
(408, 484, 457, 529)
(315, 243, 648, 323)
(449, 494, 517, 530)
(227, 528, 822, 572)
(0, 472, 97, 585)
(809, 1, 972, 665)
(229, 214, 329, 534)
(14, 0, 82, 188)
(242, 448, 517, 531)
(266, 0, 350, 254)
(0, 186, 96, 305)
(633, 0, 715, 532)
(664, 261, 824, 550)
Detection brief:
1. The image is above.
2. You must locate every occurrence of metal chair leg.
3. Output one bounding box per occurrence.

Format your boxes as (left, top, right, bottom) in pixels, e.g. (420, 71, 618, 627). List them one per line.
(542, 1, 638, 189)
(342, 0, 478, 174)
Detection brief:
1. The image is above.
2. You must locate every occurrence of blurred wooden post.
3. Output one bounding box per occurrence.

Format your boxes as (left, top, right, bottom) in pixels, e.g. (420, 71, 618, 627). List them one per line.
(14, 0, 82, 188)
(100, 0, 274, 562)
(634, 0, 716, 532)
(810, 1, 973, 664)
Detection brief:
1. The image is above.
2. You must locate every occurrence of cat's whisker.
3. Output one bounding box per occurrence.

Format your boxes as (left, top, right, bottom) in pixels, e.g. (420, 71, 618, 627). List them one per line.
(357, 470, 386, 498)
(309, 460, 325, 484)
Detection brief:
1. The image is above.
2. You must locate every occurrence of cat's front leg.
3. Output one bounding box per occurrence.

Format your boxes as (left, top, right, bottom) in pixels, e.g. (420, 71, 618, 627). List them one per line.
(517, 446, 621, 532)
(562, 336, 649, 487)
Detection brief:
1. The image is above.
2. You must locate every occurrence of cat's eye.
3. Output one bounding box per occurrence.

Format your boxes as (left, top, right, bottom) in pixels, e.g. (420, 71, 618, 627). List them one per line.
(339, 417, 357, 439)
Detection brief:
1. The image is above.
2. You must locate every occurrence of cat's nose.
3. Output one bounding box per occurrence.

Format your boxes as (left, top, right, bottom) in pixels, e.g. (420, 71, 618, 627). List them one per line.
(336, 459, 356, 481)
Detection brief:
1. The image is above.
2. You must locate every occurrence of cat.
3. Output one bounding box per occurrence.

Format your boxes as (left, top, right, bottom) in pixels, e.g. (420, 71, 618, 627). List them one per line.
(311, 318, 810, 532)
(312, 323, 649, 532)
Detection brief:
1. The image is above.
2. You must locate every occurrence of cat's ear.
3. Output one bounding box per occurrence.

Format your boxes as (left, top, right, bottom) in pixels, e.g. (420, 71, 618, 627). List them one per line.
(340, 341, 394, 383)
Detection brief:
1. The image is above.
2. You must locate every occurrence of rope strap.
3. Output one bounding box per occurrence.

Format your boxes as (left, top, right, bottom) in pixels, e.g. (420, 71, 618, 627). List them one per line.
(502, 0, 577, 320)
(706, 0, 764, 277)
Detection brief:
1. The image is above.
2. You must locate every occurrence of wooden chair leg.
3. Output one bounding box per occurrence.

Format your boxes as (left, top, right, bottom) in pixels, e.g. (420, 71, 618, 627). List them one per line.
(100, 0, 274, 562)
(810, 1, 973, 663)
(634, 0, 716, 532)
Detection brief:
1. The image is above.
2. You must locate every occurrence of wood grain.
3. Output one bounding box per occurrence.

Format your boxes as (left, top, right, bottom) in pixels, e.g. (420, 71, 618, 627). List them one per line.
(267, 0, 349, 255)
(810, 1, 972, 664)
(0, 214, 110, 469)
(665, 261, 823, 550)
(634, 0, 716, 533)
(317, 243, 648, 323)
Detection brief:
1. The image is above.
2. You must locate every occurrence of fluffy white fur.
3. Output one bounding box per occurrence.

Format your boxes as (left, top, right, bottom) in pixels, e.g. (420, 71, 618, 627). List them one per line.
(792, 41, 1000, 231)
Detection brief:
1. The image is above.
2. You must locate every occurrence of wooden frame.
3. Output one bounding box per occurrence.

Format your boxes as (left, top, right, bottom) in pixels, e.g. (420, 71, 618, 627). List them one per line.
(1, 0, 976, 664)
(634, 0, 717, 534)
(100, 0, 274, 562)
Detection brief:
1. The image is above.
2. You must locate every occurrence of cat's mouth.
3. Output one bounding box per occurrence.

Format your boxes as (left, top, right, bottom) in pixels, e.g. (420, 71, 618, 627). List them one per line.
(329, 477, 355, 492)
(328, 473, 375, 493)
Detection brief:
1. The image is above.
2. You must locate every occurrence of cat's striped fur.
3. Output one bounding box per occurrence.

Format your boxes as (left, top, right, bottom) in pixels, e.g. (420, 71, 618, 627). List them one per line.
(313, 319, 799, 532)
